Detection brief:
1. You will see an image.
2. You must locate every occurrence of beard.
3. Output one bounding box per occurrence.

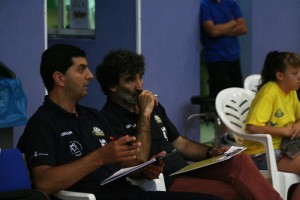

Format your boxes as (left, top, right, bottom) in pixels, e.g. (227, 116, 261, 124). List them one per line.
(118, 89, 139, 105)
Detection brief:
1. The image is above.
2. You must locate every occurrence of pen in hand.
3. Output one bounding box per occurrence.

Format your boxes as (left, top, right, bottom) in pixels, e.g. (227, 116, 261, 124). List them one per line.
(136, 89, 159, 97)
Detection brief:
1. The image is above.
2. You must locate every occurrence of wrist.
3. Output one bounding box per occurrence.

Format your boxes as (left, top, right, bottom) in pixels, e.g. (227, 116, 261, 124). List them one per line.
(206, 147, 214, 159)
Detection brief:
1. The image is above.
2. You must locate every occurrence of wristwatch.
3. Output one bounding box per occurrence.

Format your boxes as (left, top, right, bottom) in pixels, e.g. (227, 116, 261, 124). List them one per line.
(206, 146, 215, 159)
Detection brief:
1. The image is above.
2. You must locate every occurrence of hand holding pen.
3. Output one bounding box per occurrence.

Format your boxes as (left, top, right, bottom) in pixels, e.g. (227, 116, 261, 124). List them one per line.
(102, 135, 141, 163)
(136, 89, 159, 109)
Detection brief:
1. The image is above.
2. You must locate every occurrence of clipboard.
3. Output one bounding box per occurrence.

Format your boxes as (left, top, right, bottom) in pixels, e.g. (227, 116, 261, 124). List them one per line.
(170, 146, 246, 176)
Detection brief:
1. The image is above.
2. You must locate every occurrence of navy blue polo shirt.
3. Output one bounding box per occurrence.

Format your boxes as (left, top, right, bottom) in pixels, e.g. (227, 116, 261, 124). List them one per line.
(17, 96, 141, 199)
(101, 99, 188, 188)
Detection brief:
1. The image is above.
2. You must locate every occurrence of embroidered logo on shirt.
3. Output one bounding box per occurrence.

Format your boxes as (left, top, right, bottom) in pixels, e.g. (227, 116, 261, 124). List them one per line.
(126, 124, 136, 129)
(61, 131, 73, 137)
(154, 115, 162, 123)
(99, 139, 107, 146)
(274, 108, 284, 118)
(161, 127, 168, 141)
(32, 151, 48, 158)
(69, 141, 83, 157)
(92, 127, 104, 136)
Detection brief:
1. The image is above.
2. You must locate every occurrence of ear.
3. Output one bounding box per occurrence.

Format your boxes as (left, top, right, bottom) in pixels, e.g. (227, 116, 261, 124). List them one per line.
(275, 71, 284, 81)
(53, 71, 65, 87)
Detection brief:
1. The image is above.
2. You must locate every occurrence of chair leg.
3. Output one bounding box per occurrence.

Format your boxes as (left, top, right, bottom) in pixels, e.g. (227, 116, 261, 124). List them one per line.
(214, 116, 222, 147)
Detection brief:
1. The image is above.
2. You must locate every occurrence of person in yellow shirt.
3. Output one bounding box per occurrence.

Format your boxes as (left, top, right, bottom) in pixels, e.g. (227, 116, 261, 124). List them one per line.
(245, 51, 300, 200)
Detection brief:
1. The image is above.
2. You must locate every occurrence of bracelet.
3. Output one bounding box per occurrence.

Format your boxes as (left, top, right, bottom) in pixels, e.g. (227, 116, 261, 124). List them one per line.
(206, 146, 214, 159)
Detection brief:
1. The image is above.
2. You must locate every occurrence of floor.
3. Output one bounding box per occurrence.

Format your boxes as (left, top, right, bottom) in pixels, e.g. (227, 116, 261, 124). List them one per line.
(200, 121, 215, 145)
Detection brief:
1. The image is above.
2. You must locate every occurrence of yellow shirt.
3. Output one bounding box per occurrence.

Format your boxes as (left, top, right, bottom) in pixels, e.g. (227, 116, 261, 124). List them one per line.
(244, 81, 300, 154)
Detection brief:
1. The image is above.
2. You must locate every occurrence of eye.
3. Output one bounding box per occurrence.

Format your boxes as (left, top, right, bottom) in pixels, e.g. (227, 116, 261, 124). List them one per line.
(79, 65, 87, 73)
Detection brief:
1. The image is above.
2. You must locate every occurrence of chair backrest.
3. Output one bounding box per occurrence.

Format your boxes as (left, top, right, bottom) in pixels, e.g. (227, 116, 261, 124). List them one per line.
(215, 88, 256, 145)
(244, 74, 261, 93)
(0, 148, 31, 192)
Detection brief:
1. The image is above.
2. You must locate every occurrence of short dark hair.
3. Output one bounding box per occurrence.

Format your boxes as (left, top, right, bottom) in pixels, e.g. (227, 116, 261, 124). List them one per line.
(40, 44, 86, 92)
(96, 49, 145, 95)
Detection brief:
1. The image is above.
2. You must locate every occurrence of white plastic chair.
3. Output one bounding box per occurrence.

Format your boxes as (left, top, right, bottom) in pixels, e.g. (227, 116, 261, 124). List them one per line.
(53, 174, 166, 200)
(244, 74, 261, 93)
(215, 87, 300, 200)
(54, 190, 96, 200)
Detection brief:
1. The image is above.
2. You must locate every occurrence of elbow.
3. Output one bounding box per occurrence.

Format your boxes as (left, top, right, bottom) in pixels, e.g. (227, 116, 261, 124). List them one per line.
(34, 180, 58, 195)
(241, 27, 248, 35)
(35, 184, 51, 196)
(246, 124, 256, 134)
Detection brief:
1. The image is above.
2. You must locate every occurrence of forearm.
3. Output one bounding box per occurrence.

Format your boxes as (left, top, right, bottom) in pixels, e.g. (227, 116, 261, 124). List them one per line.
(172, 136, 208, 161)
(246, 124, 286, 137)
(226, 18, 247, 36)
(33, 149, 107, 195)
(136, 113, 151, 161)
(202, 20, 237, 37)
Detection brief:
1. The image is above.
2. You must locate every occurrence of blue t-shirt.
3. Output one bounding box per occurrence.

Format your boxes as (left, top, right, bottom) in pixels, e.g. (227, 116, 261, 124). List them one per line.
(200, 0, 242, 63)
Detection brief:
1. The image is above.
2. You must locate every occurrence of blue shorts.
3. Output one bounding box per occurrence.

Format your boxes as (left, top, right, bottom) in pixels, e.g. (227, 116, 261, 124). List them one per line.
(251, 150, 282, 170)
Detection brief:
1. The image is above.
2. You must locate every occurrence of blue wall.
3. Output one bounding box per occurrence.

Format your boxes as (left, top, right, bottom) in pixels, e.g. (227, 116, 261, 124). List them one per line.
(2, 1, 300, 145)
(49, 0, 201, 140)
(0, 1, 45, 146)
(49, 0, 136, 110)
(141, 0, 201, 140)
(250, 0, 300, 74)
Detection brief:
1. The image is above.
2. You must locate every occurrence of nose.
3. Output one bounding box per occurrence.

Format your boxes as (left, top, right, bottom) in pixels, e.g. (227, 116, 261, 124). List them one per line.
(86, 68, 94, 80)
(134, 78, 143, 89)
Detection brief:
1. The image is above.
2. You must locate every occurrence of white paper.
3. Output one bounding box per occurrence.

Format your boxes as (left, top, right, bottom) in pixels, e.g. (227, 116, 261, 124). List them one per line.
(100, 158, 156, 186)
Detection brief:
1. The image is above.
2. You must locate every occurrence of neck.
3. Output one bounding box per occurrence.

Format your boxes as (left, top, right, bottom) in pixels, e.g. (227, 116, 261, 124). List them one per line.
(49, 91, 78, 115)
(276, 82, 292, 94)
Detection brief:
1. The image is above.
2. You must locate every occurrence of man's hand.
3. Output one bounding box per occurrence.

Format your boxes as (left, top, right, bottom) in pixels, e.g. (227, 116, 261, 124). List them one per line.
(138, 89, 159, 113)
(100, 135, 141, 164)
(142, 160, 165, 180)
(142, 151, 166, 180)
(210, 146, 231, 157)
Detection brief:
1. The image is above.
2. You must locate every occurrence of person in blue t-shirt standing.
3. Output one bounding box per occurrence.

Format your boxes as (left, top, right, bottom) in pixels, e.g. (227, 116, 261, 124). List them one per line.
(200, 0, 247, 144)
(200, 0, 247, 98)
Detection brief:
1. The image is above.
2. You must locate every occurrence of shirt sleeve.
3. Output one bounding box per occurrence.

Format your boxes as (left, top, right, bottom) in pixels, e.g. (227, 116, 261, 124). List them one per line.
(246, 90, 274, 127)
(229, 0, 243, 19)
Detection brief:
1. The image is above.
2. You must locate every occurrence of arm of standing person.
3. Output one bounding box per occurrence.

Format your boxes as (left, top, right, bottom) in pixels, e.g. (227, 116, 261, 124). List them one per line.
(171, 136, 230, 161)
(226, 17, 247, 36)
(31, 135, 140, 195)
(202, 19, 237, 37)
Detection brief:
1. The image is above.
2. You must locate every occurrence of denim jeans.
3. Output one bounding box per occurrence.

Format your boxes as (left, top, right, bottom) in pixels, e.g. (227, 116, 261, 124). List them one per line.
(251, 150, 282, 170)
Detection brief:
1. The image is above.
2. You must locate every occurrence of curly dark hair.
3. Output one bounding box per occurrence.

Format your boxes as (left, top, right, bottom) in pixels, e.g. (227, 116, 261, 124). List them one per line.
(96, 49, 145, 95)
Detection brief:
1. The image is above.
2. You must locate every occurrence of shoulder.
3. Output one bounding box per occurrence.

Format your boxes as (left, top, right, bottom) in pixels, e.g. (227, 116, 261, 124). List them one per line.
(78, 104, 105, 120)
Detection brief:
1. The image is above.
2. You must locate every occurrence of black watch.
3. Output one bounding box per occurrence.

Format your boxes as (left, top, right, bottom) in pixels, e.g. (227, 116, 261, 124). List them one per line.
(206, 147, 214, 159)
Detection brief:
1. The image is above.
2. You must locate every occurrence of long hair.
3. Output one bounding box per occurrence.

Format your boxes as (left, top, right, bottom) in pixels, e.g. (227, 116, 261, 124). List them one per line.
(258, 51, 300, 90)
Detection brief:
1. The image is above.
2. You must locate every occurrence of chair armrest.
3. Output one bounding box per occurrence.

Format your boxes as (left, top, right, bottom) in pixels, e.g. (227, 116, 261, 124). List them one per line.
(233, 132, 279, 183)
(126, 173, 166, 191)
(53, 190, 96, 200)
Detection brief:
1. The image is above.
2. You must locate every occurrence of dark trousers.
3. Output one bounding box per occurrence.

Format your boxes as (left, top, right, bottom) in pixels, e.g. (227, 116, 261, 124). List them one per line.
(206, 59, 243, 97)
